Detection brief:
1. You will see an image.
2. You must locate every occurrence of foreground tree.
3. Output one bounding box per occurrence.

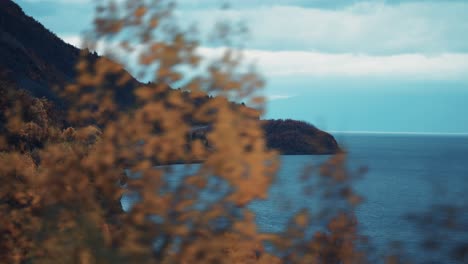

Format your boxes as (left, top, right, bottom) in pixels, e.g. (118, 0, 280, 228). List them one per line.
(1, 1, 367, 263)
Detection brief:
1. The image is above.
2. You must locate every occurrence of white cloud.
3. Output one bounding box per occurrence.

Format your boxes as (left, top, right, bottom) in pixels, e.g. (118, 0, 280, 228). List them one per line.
(61, 35, 125, 54)
(199, 47, 468, 80)
(267, 94, 297, 101)
(49, 1, 468, 55)
(61, 35, 82, 48)
(61, 35, 468, 81)
(22, 0, 91, 3)
(179, 1, 468, 54)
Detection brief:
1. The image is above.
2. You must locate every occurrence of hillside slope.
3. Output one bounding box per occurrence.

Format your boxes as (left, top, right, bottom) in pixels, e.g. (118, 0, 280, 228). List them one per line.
(0, 0, 138, 109)
(0, 0, 340, 155)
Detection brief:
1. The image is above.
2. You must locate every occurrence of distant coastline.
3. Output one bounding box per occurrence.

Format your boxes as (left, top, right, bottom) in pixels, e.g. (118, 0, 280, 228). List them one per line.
(330, 131, 468, 136)
(263, 119, 341, 155)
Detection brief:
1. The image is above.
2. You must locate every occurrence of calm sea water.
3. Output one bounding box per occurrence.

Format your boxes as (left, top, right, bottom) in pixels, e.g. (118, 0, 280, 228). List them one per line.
(335, 133, 468, 262)
(122, 133, 468, 262)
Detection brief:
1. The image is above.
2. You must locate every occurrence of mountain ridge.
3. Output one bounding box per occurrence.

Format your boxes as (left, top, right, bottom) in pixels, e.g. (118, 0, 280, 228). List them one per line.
(0, 0, 139, 109)
(0, 0, 340, 155)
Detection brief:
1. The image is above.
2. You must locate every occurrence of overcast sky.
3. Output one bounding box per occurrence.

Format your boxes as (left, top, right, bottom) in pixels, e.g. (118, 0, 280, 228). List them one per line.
(16, 0, 468, 133)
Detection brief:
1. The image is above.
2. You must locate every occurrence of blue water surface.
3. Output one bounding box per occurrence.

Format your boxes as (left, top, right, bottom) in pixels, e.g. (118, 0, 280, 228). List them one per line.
(122, 133, 468, 263)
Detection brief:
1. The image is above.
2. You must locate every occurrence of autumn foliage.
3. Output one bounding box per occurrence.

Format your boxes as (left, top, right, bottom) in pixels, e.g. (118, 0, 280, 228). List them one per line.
(0, 1, 362, 262)
(0, 1, 420, 263)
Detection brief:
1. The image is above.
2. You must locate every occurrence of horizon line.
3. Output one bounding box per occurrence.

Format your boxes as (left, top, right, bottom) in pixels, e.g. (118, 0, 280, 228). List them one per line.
(329, 131, 468, 136)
